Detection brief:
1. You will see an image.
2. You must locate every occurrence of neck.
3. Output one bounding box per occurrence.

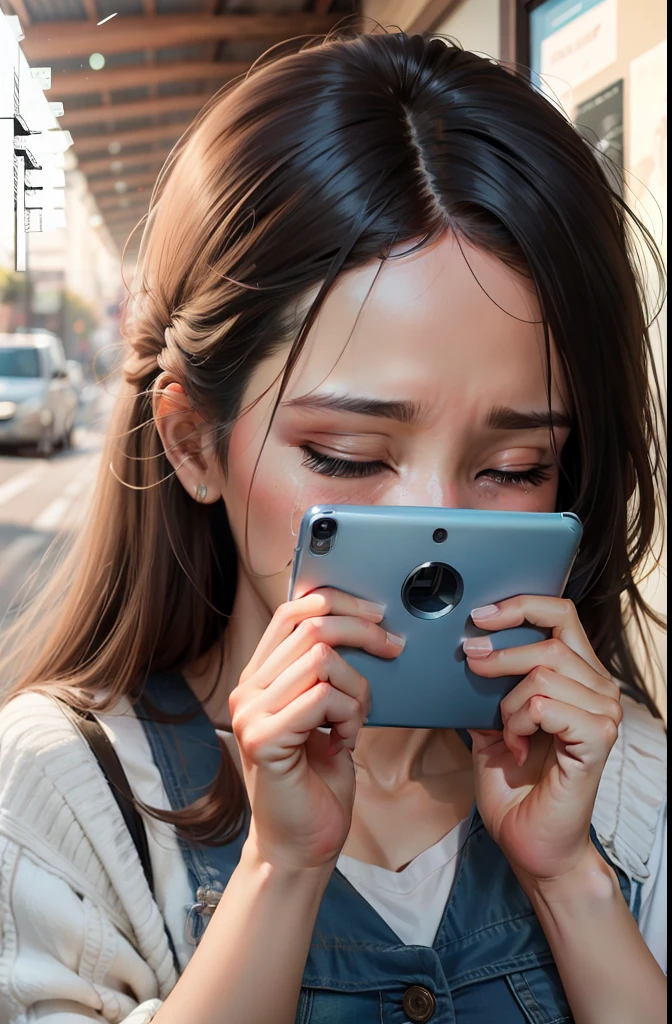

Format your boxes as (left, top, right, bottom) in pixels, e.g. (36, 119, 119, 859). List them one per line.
(183, 569, 272, 728)
(353, 726, 472, 789)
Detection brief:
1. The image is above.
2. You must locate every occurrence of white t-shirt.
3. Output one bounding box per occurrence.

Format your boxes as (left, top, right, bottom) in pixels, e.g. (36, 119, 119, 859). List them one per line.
(98, 701, 667, 973)
(338, 816, 471, 946)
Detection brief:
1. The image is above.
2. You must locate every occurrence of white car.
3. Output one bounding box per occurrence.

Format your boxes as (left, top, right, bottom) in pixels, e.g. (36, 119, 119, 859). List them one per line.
(0, 332, 79, 455)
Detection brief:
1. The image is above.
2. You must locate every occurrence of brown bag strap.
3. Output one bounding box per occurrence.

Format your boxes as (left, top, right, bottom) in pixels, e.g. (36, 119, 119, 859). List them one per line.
(55, 698, 155, 895)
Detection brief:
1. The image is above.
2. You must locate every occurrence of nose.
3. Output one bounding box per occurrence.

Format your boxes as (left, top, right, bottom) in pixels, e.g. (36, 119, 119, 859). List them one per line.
(388, 473, 463, 509)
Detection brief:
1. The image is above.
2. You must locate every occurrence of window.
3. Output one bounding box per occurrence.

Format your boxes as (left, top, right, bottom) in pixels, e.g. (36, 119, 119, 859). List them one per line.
(0, 348, 41, 378)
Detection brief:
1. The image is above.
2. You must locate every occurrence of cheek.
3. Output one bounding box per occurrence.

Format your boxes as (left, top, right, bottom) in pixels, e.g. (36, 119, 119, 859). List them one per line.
(224, 426, 294, 578)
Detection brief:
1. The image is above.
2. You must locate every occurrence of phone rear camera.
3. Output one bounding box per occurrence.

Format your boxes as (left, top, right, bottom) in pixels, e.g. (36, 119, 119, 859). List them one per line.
(433, 528, 448, 544)
(313, 518, 336, 540)
(310, 517, 337, 555)
(402, 561, 464, 619)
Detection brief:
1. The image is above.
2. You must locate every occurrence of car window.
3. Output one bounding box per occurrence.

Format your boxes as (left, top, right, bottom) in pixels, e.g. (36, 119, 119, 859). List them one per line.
(0, 348, 41, 378)
(48, 340, 67, 375)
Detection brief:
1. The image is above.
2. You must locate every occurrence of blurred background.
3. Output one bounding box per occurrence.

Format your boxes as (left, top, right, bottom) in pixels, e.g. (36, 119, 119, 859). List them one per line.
(0, 0, 666, 703)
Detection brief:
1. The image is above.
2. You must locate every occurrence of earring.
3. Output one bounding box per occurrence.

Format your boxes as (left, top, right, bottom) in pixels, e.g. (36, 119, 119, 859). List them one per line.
(195, 483, 208, 502)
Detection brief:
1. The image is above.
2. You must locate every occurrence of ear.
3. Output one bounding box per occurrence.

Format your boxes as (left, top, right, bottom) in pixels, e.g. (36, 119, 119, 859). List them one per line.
(153, 379, 223, 504)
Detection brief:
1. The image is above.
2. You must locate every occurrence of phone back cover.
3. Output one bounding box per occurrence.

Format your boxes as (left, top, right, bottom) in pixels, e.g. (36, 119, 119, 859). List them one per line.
(290, 506, 582, 729)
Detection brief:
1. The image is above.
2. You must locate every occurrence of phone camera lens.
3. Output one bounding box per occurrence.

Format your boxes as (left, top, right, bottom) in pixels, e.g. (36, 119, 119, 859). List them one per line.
(313, 518, 336, 539)
(433, 528, 448, 544)
(309, 517, 337, 555)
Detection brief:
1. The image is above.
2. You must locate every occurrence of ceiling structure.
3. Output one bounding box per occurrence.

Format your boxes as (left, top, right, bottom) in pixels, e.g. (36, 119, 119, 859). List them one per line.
(3, 1, 358, 260)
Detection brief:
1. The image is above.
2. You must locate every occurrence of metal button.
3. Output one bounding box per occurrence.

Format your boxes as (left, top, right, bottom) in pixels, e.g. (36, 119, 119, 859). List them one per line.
(402, 985, 436, 1023)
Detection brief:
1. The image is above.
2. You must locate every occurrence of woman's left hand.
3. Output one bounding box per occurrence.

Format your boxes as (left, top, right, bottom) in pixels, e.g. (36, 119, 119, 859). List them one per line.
(464, 596, 622, 883)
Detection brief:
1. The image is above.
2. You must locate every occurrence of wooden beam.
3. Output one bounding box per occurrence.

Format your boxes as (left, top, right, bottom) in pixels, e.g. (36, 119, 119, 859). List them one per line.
(22, 13, 343, 61)
(97, 193, 150, 211)
(62, 92, 207, 129)
(89, 169, 160, 194)
(78, 149, 170, 175)
(72, 119, 191, 155)
(106, 219, 147, 233)
(361, 0, 457, 34)
(7, 0, 30, 26)
(50, 61, 247, 97)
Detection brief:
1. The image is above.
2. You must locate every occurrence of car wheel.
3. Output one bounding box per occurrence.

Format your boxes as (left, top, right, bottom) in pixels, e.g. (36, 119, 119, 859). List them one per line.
(62, 421, 74, 449)
(37, 424, 54, 458)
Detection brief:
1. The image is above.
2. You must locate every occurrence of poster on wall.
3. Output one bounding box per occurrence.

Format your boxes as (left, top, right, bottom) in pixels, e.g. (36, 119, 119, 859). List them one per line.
(574, 80, 624, 195)
(628, 40, 667, 250)
(530, 0, 618, 116)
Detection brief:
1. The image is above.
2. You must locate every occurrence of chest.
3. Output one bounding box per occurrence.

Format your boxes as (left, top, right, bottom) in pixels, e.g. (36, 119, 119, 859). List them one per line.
(342, 768, 474, 870)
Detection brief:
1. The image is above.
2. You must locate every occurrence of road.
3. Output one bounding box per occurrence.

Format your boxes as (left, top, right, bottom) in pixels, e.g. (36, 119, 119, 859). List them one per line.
(0, 388, 114, 628)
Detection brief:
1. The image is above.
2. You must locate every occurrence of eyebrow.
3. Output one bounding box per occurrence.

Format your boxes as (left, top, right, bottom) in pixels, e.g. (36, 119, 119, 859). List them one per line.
(282, 392, 572, 431)
(282, 392, 424, 424)
(486, 405, 572, 430)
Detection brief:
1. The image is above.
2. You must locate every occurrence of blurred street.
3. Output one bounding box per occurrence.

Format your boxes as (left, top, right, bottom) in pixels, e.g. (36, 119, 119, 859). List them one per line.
(0, 384, 113, 625)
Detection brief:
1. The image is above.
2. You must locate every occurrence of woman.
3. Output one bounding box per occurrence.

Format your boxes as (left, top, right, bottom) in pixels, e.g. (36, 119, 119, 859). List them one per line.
(0, 30, 666, 1024)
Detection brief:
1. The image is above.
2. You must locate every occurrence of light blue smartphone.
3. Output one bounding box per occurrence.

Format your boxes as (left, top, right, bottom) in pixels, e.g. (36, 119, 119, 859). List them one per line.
(288, 505, 583, 730)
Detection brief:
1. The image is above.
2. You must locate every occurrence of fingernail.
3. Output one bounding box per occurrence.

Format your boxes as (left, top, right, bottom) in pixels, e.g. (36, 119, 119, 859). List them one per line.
(472, 604, 500, 619)
(386, 632, 406, 648)
(359, 599, 386, 619)
(463, 637, 493, 657)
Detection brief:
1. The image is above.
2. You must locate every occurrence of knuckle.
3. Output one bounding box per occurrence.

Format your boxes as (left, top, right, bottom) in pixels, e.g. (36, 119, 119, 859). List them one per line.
(311, 641, 333, 666)
(598, 715, 619, 746)
(310, 680, 332, 704)
(558, 598, 576, 618)
(275, 601, 295, 628)
(605, 678, 621, 701)
(610, 699, 624, 726)
(543, 637, 565, 662)
(298, 617, 322, 642)
(528, 665, 550, 689)
(240, 725, 266, 763)
(312, 589, 334, 614)
(529, 694, 546, 717)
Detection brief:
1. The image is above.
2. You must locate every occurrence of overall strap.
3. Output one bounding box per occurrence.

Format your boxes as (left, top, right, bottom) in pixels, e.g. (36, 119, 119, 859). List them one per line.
(135, 672, 249, 947)
(55, 698, 154, 892)
(54, 697, 182, 974)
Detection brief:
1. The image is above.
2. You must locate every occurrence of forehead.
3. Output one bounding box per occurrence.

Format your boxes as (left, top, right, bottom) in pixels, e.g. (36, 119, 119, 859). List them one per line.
(285, 231, 565, 412)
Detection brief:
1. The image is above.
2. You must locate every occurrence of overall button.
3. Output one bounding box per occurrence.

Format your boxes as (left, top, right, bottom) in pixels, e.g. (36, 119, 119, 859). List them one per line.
(402, 985, 436, 1022)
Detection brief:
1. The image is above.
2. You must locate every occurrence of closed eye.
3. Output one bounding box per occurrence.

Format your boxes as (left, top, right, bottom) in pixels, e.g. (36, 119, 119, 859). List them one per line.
(478, 466, 553, 486)
(300, 446, 554, 487)
(299, 445, 388, 478)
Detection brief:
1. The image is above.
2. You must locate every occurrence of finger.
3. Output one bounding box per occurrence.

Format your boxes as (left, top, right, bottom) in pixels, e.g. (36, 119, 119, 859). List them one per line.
(258, 644, 370, 719)
(244, 588, 386, 678)
(464, 636, 620, 698)
(246, 614, 403, 693)
(504, 695, 619, 768)
(470, 596, 609, 678)
(238, 683, 363, 766)
(500, 667, 623, 727)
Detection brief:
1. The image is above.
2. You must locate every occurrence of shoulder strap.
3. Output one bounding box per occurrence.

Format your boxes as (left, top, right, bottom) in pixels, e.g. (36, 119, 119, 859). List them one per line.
(56, 698, 155, 897)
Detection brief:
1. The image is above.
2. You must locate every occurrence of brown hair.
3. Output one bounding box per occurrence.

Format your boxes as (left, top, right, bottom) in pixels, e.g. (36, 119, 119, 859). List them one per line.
(0, 30, 665, 843)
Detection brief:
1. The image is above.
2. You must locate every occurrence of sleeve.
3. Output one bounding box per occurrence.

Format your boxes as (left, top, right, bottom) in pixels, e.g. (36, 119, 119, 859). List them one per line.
(637, 799, 667, 974)
(0, 837, 165, 1024)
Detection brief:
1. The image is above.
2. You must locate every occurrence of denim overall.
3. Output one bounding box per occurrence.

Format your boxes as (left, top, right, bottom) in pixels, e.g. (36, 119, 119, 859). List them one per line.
(137, 672, 636, 1024)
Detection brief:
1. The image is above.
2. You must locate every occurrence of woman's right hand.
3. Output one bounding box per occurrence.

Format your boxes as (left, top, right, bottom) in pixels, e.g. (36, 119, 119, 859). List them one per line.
(229, 589, 404, 871)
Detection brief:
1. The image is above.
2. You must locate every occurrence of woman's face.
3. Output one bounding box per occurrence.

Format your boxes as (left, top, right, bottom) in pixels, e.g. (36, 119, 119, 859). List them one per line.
(218, 231, 571, 613)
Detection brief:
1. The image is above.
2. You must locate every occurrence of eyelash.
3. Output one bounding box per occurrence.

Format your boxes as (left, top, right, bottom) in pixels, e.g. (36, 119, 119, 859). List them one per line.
(299, 445, 553, 487)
